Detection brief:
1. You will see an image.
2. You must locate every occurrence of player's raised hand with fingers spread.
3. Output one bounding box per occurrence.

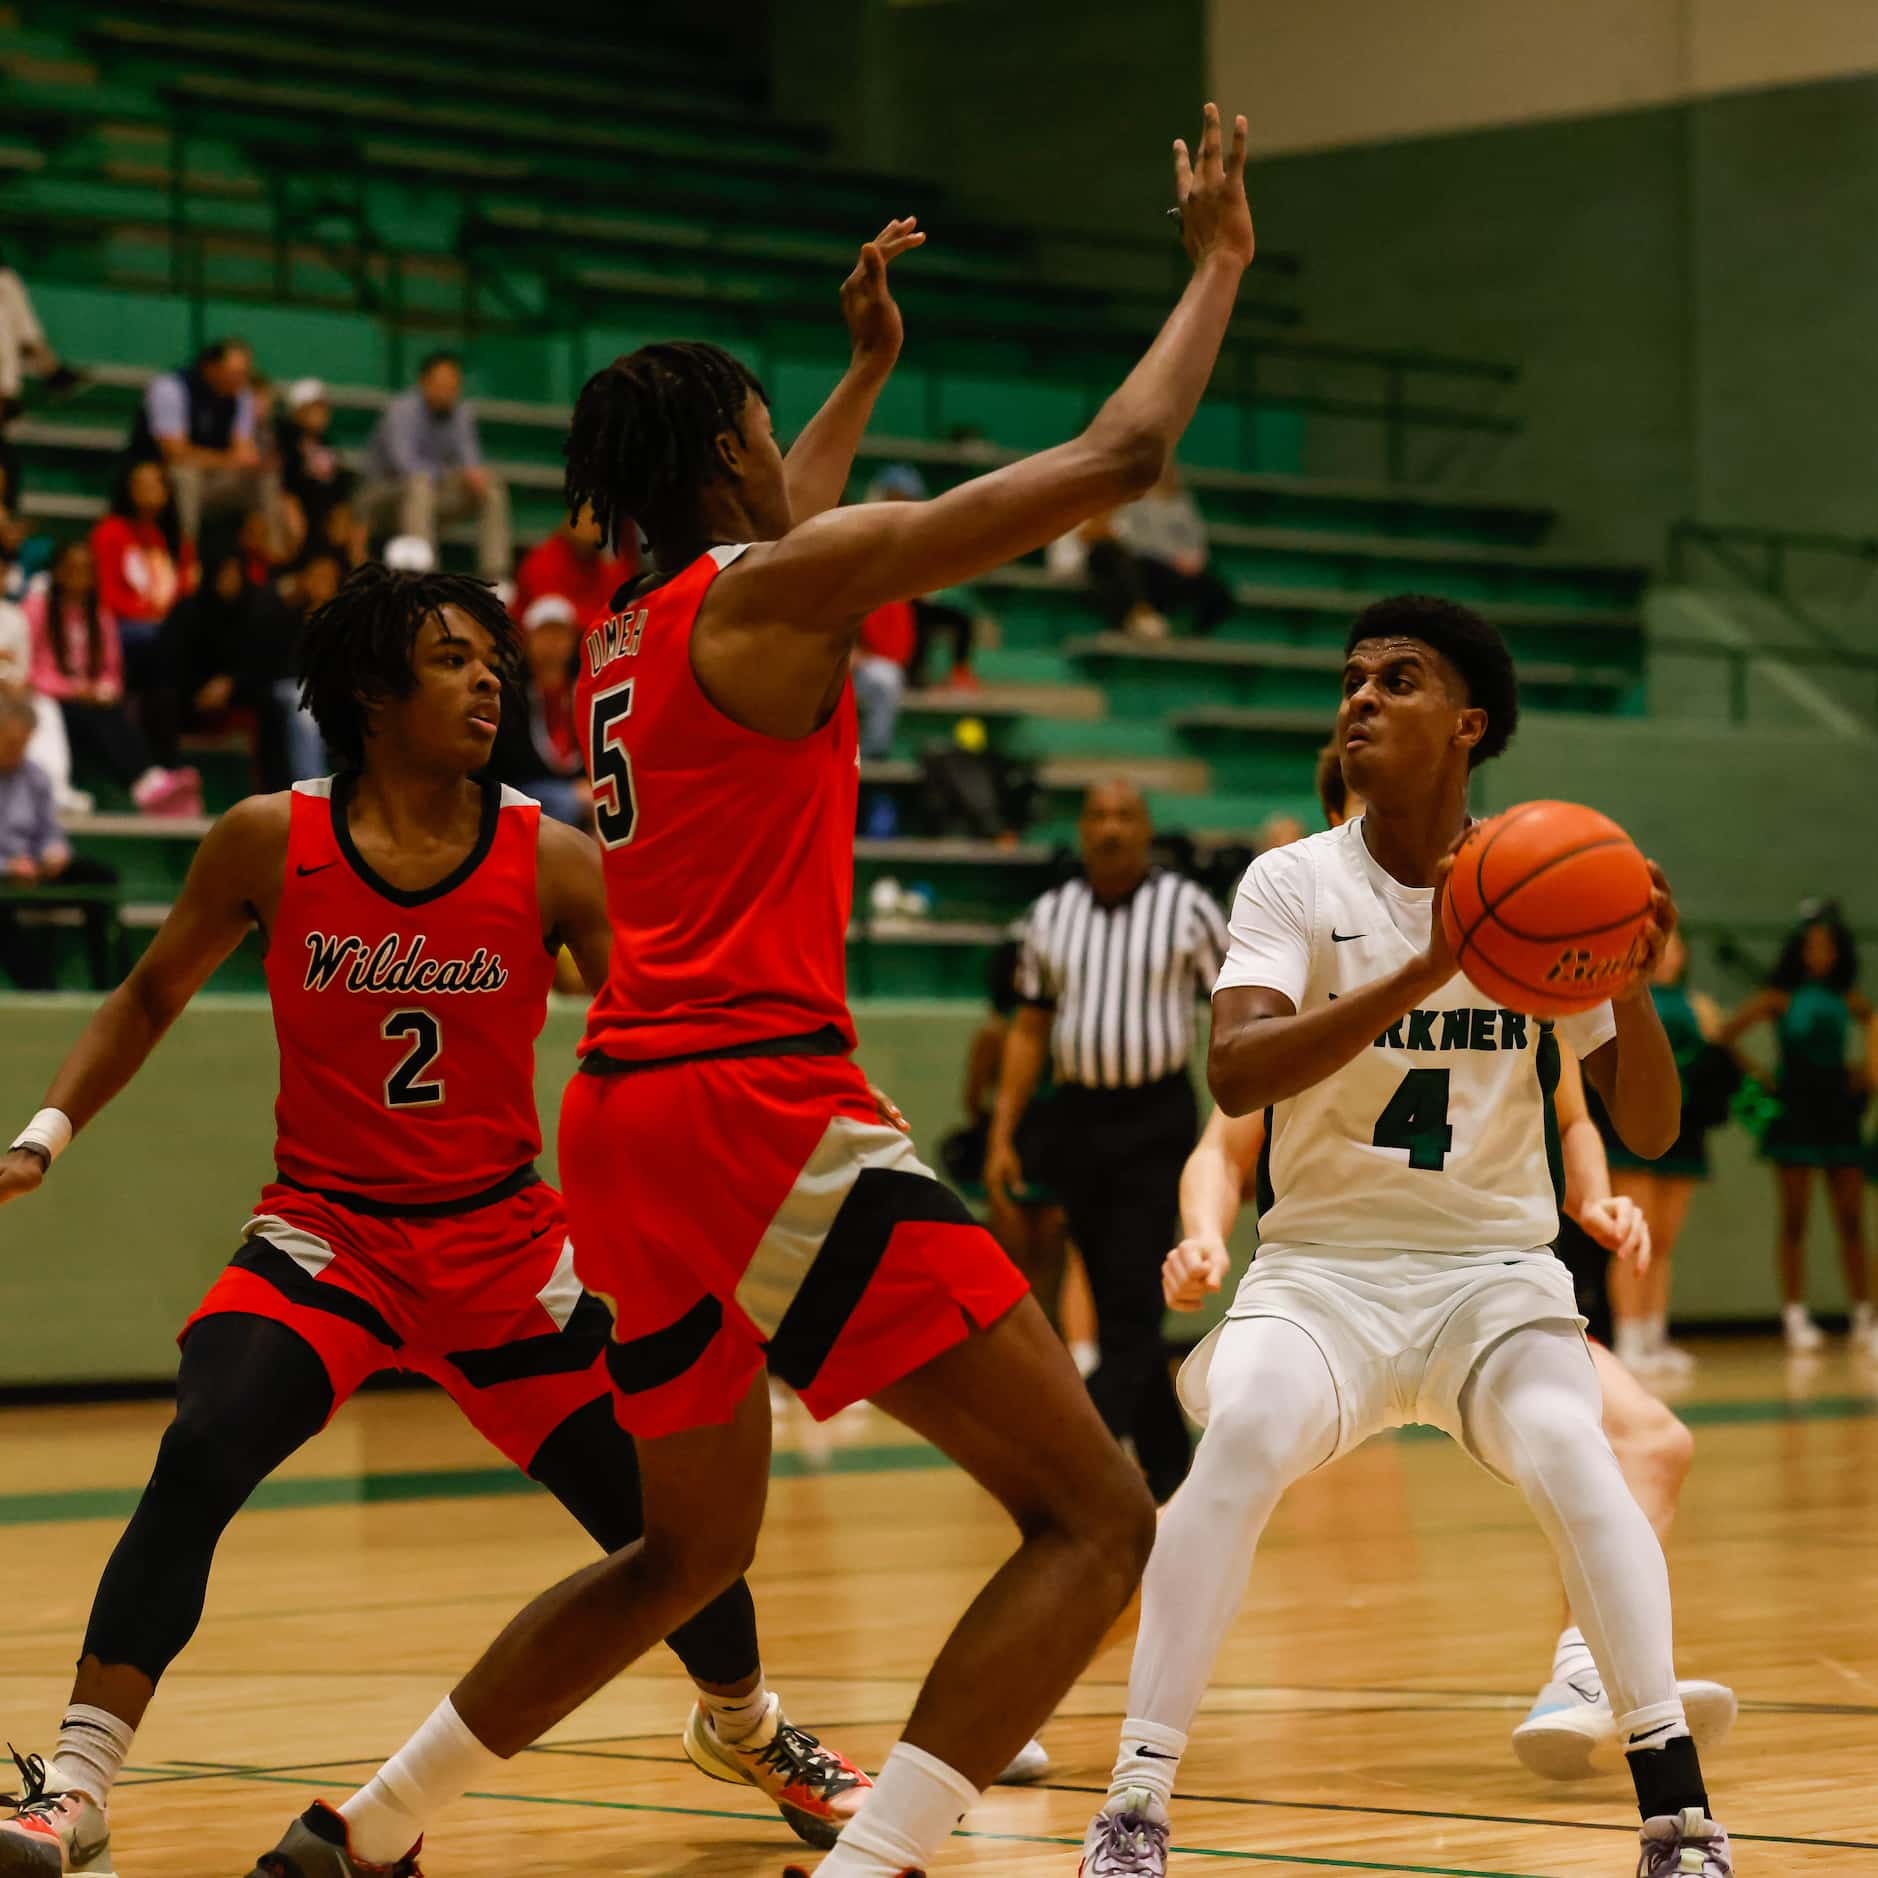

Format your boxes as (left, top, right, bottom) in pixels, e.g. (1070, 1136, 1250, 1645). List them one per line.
(839, 216, 925, 372)
(1173, 102, 1254, 271)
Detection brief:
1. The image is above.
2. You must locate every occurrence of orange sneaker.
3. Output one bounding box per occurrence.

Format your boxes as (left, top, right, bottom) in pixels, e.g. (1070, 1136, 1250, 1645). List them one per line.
(683, 1696, 869, 1849)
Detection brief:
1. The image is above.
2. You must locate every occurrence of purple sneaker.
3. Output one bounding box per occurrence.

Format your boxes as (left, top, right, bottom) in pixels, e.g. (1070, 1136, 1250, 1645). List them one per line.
(1080, 1789, 1170, 1876)
(1638, 1807, 1732, 1875)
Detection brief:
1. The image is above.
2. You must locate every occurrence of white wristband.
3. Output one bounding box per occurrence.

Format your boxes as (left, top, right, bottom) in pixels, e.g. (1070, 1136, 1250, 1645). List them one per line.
(10, 1108, 73, 1167)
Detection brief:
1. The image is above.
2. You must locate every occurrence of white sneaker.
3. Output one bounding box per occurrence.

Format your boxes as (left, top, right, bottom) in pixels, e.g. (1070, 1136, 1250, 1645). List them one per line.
(0, 1750, 114, 1874)
(680, 1696, 870, 1851)
(1080, 1788, 1169, 1876)
(1512, 1677, 1737, 1780)
(1784, 1307, 1826, 1354)
(995, 1738, 1052, 1784)
(1648, 1340, 1696, 1377)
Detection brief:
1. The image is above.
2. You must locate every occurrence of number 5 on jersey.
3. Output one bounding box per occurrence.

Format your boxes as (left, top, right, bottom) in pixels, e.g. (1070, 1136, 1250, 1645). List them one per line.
(589, 678, 638, 849)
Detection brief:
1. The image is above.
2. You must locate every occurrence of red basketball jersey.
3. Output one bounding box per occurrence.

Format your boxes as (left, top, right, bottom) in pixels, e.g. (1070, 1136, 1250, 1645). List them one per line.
(266, 775, 557, 1205)
(574, 546, 859, 1061)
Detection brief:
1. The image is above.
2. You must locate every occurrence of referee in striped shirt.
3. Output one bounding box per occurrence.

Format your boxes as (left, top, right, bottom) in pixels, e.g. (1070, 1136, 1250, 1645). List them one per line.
(987, 779, 1230, 1501)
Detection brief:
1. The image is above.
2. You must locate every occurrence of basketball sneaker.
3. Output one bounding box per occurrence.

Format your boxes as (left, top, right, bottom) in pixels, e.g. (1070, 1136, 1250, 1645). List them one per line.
(0, 1750, 112, 1876)
(1637, 1807, 1732, 1875)
(1080, 1788, 1170, 1876)
(682, 1696, 868, 1849)
(1512, 1676, 1738, 1780)
(243, 1802, 421, 1877)
(995, 1737, 1053, 1784)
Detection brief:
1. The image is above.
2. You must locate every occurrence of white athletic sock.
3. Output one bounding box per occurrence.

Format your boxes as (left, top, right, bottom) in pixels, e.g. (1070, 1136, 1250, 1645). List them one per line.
(1107, 1717, 1187, 1811)
(699, 1677, 773, 1746)
(47, 1706, 134, 1807)
(1852, 1301, 1874, 1339)
(814, 1741, 977, 1876)
(1645, 1312, 1669, 1352)
(339, 1698, 501, 1864)
(1784, 1302, 1815, 1331)
(1549, 1625, 1602, 1697)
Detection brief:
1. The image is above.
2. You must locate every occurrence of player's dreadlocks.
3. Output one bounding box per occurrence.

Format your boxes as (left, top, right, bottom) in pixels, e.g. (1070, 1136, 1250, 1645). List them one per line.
(297, 562, 521, 769)
(563, 341, 768, 555)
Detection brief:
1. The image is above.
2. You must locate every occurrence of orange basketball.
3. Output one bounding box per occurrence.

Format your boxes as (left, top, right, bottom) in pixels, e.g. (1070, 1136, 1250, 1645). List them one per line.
(1440, 800, 1654, 1017)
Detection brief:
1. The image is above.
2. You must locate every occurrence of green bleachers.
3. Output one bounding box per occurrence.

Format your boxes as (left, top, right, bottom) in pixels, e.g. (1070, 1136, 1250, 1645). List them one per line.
(3, 0, 1667, 997)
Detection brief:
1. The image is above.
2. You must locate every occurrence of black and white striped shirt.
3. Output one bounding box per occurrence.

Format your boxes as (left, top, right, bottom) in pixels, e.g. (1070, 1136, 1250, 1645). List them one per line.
(1015, 868, 1230, 1088)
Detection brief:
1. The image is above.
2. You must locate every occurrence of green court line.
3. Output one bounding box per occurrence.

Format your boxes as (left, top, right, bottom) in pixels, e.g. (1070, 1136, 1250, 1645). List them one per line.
(207, 1766, 1551, 1876)
(9, 1387, 1876, 1528)
(0, 1440, 943, 1527)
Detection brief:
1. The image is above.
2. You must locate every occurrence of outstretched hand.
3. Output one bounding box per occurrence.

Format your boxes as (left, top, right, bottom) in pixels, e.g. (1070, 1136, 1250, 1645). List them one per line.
(840, 217, 926, 369)
(1173, 103, 1255, 271)
(1621, 860, 1680, 997)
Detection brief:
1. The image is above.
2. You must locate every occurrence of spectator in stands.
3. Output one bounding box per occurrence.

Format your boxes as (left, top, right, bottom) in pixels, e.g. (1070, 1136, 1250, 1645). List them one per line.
(1087, 460, 1232, 640)
(277, 378, 356, 546)
(0, 528, 79, 811)
(272, 549, 345, 783)
(90, 459, 197, 691)
(156, 536, 309, 794)
(128, 338, 269, 543)
(853, 597, 914, 762)
(359, 351, 511, 580)
(0, 689, 118, 989)
(0, 252, 75, 419)
(0, 495, 48, 599)
(490, 593, 589, 827)
(865, 465, 984, 687)
(26, 540, 198, 815)
(514, 502, 635, 628)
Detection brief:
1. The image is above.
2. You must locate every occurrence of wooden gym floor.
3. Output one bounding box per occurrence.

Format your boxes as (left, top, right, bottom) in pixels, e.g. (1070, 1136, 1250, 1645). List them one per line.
(2, 1338, 1874, 1876)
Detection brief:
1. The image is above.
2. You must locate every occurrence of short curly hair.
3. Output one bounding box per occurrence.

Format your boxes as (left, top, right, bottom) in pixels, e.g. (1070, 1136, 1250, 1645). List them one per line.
(1344, 593, 1519, 767)
(298, 563, 520, 769)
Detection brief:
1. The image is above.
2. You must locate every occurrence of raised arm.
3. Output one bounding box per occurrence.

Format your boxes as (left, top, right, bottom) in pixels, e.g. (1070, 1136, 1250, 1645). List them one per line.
(0, 794, 287, 1204)
(716, 105, 1254, 644)
(782, 219, 925, 525)
(536, 815, 612, 995)
(1580, 863, 1683, 1159)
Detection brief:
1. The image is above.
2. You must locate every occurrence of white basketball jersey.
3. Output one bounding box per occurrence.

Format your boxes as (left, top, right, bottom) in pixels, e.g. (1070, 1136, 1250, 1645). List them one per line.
(1215, 818, 1615, 1256)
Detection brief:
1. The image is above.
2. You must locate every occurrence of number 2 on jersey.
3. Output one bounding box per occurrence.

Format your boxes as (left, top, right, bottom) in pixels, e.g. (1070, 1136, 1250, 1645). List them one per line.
(1373, 1067, 1453, 1170)
(589, 678, 638, 849)
(382, 1009, 444, 1109)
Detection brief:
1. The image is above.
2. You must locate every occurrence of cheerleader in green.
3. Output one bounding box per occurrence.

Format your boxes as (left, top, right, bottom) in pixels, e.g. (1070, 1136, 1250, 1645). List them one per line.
(1721, 908, 1875, 1353)
(1601, 933, 1729, 1377)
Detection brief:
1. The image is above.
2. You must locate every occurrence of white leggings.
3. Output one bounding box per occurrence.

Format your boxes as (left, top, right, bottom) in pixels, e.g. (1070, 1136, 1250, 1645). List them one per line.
(1125, 1318, 1683, 1741)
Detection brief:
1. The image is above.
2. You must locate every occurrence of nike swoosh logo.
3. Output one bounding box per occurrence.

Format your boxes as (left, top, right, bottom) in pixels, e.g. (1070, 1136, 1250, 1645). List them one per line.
(1136, 1747, 1175, 1759)
(1566, 1678, 1604, 1703)
(70, 1834, 111, 1868)
(1330, 930, 1365, 943)
(296, 861, 338, 877)
(1627, 1720, 1677, 1745)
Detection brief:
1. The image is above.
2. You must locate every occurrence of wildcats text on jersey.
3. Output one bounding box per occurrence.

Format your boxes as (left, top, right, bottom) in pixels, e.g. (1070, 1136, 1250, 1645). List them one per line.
(302, 931, 512, 996)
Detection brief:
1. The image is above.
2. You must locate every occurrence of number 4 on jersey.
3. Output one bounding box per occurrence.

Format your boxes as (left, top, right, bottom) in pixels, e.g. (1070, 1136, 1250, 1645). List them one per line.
(589, 678, 638, 849)
(1373, 1067, 1453, 1171)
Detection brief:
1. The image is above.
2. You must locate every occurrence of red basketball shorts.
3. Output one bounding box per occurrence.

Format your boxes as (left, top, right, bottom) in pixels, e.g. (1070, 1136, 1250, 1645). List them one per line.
(182, 1173, 612, 1470)
(559, 1051, 1029, 1438)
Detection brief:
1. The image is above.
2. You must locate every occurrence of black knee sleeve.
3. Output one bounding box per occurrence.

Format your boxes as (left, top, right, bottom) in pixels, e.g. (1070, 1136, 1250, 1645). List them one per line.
(528, 1396, 762, 1689)
(80, 1314, 333, 1681)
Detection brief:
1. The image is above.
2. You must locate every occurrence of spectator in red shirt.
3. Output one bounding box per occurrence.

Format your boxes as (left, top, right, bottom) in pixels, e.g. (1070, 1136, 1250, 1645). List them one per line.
(26, 539, 198, 813)
(90, 459, 197, 691)
(513, 502, 636, 628)
(853, 597, 915, 761)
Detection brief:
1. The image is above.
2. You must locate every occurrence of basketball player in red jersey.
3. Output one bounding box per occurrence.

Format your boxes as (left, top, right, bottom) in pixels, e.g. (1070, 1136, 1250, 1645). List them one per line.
(0, 566, 873, 1878)
(288, 106, 1258, 1878)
